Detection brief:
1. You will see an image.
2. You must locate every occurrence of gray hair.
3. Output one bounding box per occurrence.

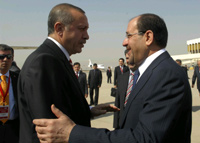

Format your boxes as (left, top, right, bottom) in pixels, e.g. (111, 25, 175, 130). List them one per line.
(48, 3, 85, 35)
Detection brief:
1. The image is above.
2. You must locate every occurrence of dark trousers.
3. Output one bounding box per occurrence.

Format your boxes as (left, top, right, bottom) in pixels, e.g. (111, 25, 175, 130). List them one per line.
(107, 76, 112, 83)
(0, 119, 19, 143)
(89, 87, 99, 105)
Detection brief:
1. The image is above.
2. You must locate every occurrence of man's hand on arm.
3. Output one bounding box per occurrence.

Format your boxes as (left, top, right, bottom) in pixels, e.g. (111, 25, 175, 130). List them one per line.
(33, 104, 75, 143)
(90, 104, 120, 117)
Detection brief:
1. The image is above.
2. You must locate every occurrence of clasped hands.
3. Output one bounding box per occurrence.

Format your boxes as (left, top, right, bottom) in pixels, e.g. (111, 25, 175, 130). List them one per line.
(33, 104, 119, 143)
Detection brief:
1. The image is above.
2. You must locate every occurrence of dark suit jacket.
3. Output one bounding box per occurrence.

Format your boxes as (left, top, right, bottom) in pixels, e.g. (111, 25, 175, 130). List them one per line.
(78, 71, 88, 95)
(106, 69, 112, 77)
(192, 66, 200, 90)
(88, 69, 102, 88)
(10, 71, 19, 119)
(69, 51, 192, 143)
(181, 66, 188, 78)
(10, 61, 21, 74)
(0, 71, 19, 142)
(114, 65, 129, 86)
(113, 71, 130, 128)
(18, 39, 91, 143)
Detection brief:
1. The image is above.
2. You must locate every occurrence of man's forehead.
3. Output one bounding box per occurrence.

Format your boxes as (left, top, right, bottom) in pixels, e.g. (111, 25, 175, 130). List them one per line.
(0, 50, 11, 53)
(127, 18, 138, 31)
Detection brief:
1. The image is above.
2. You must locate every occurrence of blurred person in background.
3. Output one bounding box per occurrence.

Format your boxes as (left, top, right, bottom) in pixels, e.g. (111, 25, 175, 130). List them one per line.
(106, 66, 112, 84)
(74, 62, 88, 98)
(0, 44, 19, 143)
(192, 60, 200, 97)
(88, 63, 102, 106)
(114, 58, 129, 88)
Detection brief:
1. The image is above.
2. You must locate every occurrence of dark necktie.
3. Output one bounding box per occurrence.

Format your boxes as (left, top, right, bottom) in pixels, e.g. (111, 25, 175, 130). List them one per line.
(69, 59, 73, 68)
(75, 72, 78, 79)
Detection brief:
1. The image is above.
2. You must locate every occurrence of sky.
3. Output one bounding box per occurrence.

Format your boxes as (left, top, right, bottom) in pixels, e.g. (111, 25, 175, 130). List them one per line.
(0, 0, 200, 69)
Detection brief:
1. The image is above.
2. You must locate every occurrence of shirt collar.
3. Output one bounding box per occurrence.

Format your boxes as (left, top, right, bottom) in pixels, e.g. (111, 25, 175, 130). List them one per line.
(48, 37, 70, 61)
(138, 48, 166, 81)
(0, 71, 10, 77)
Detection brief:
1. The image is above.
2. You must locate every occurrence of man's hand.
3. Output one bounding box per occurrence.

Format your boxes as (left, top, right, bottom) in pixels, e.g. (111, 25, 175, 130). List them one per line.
(91, 104, 120, 117)
(85, 94, 88, 98)
(192, 84, 194, 88)
(33, 104, 76, 143)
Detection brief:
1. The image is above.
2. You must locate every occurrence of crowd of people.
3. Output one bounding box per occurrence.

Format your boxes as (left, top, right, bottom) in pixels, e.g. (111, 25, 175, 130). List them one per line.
(0, 2, 198, 143)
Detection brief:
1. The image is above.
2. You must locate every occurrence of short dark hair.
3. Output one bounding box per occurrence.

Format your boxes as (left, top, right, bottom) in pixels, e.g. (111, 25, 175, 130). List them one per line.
(93, 63, 97, 66)
(124, 49, 129, 56)
(48, 3, 85, 35)
(176, 59, 182, 64)
(136, 13, 168, 48)
(0, 44, 14, 55)
(119, 58, 124, 63)
(73, 62, 80, 66)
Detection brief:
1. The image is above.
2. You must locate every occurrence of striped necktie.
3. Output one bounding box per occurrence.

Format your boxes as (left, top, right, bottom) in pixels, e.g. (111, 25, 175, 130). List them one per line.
(124, 70, 140, 107)
(124, 73, 134, 106)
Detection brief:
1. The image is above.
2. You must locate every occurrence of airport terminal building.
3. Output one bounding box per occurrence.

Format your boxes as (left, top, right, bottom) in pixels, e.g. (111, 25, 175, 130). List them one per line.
(187, 38, 200, 53)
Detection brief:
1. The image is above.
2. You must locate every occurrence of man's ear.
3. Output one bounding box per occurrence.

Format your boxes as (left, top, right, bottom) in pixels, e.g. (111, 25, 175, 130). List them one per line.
(54, 22, 64, 36)
(144, 30, 153, 46)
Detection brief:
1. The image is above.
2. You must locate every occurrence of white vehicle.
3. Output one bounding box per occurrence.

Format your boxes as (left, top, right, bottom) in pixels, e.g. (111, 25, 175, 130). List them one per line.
(88, 59, 105, 70)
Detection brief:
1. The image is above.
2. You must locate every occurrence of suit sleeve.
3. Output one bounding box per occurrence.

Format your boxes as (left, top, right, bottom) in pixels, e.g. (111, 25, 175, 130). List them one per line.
(88, 71, 91, 86)
(192, 67, 197, 85)
(113, 88, 120, 129)
(99, 70, 102, 86)
(69, 67, 191, 143)
(114, 67, 117, 86)
(84, 73, 88, 94)
(21, 54, 66, 119)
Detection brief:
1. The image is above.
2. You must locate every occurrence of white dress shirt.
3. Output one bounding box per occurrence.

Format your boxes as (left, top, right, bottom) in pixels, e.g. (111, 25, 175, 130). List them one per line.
(137, 49, 166, 82)
(48, 37, 70, 61)
(0, 71, 16, 120)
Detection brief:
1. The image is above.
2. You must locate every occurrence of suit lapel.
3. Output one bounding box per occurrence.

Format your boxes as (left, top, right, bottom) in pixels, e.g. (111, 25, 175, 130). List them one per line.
(120, 51, 171, 127)
(43, 39, 84, 98)
(10, 71, 19, 113)
(120, 71, 130, 97)
(10, 71, 18, 100)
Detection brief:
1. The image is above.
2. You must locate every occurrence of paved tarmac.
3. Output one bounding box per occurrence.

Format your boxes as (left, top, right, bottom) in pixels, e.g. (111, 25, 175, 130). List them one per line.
(85, 69, 200, 143)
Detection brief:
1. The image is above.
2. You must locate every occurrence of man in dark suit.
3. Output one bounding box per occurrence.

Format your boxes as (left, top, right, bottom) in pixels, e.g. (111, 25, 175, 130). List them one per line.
(88, 63, 102, 105)
(192, 60, 200, 97)
(33, 13, 192, 143)
(113, 49, 137, 129)
(18, 4, 118, 143)
(114, 58, 129, 88)
(0, 44, 19, 143)
(176, 59, 188, 78)
(106, 67, 112, 83)
(17, 3, 91, 143)
(74, 62, 88, 98)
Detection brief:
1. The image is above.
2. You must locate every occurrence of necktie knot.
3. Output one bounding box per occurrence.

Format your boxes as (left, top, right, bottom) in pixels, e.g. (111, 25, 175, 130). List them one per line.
(69, 59, 72, 65)
(1, 75, 6, 81)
